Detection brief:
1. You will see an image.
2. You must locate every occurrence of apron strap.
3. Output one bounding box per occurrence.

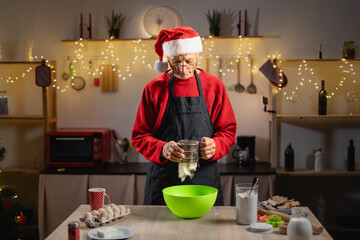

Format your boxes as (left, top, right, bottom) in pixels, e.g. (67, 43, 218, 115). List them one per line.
(169, 70, 204, 98)
(169, 71, 175, 98)
(194, 70, 205, 98)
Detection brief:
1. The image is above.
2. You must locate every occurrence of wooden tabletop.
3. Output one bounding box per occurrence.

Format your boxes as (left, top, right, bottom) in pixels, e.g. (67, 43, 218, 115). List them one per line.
(45, 205, 333, 240)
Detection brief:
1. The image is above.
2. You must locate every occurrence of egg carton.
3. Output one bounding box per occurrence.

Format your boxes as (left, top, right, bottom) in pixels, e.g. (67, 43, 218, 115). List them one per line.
(80, 206, 131, 228)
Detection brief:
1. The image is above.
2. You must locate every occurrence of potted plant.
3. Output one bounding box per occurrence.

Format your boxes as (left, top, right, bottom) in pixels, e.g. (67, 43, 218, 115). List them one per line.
(106, 10, 126, 39)
(205, 9, 221, 36)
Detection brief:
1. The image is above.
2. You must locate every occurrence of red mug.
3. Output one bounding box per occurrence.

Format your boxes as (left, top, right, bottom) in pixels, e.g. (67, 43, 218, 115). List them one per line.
(88, 188, 111, 211)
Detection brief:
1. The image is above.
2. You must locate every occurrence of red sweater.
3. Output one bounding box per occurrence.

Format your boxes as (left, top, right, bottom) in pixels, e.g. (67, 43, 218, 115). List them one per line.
(131, 69, 237, 164)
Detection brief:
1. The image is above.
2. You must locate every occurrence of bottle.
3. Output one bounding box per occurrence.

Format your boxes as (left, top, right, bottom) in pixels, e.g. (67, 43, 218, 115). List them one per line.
(68, 221, 80, 240)
(318, 44, 322, 60)
(348, 139, 355, 171)
(314, 148, 323, 171)
(318, 80, 327, 115)
(343, 41, 355, 59)
(285, 143, 294, 171)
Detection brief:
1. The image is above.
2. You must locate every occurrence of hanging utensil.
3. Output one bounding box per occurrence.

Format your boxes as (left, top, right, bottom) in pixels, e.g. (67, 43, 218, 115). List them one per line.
(234, 59, 245, 93)
(71, 76, 86, 91)
(61, 57, 70, 80)
(246, 57, 257, 94)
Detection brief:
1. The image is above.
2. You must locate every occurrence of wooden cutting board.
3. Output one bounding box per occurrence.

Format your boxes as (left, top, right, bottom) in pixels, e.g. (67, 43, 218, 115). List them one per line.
(101, 64, 118, 92)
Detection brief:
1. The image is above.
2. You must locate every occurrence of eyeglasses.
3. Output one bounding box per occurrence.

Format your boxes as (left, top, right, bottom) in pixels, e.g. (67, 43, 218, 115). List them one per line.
(169, 60, 197, 68)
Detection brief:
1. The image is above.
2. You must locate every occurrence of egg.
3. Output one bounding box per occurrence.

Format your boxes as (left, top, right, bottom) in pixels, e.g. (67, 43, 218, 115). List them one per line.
(91, 210, 100, 218)
(105, 206, 114, 219)
(111, 205, 121, 215)
(82, 212, 93, 221)
(119, 205, 126, 215)
(109, 203, 117, 209)
(99, 210, 109, 220)
(98, 208, 106, 214)
(83, 212, 93, 220)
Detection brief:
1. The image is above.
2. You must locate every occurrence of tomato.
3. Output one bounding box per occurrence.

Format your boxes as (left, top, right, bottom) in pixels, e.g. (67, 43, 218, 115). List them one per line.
(257, 214, 269, 222)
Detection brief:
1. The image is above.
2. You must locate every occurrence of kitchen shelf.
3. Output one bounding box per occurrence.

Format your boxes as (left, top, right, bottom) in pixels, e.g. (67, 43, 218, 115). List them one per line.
(281, 59, 360, 62)
(0, 115, 43, 120)
(0, 115, 57, 122)
(0, 168, 41, 174)
(0, 61, 46, 64)
(61, 35, 263, 42)
(276, 168, 360, 176)
(0, 61, 57, 169)
(276, 114, 360, 119)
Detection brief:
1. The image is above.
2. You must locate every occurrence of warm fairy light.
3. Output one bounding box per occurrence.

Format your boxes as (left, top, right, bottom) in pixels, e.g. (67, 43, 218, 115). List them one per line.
(203, 37, 257, 78)
(279, 58, 359, 99)
(0, 65, 35, 84)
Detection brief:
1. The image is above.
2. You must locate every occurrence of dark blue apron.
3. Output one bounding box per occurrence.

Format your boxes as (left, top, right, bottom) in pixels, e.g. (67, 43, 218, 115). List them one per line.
(144, 70, 224, 205)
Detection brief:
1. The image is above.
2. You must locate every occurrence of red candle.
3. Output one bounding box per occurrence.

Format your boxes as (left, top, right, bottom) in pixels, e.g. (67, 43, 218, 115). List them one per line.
(89, 13, 92, 39)
(238, 10, 241, 36)
(80, 13, 83, 38)
(244, 10, 247, 36)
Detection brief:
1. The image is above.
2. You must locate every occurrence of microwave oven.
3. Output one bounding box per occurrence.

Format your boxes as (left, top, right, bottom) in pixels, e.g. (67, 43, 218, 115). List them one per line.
(46, 128, 111, 167)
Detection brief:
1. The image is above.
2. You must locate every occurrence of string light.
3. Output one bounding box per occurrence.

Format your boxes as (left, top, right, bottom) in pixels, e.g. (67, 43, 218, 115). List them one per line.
(0, 56, 45, 84)
(74, 38, 85, 60)
(278, 59, 318, 101)
(278, 58, 359, 101)
(0, 66, 34, 84)
(201, 36, 257, 78)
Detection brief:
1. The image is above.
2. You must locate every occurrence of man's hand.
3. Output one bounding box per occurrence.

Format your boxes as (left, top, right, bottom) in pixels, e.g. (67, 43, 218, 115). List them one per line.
(161, 141, 184, 162)
(200, 137, 216, 160)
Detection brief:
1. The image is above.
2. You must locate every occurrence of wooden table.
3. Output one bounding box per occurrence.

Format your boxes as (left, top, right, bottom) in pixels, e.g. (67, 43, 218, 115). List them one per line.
(45, 205, 333, 240)
(39, 162, 276, 239)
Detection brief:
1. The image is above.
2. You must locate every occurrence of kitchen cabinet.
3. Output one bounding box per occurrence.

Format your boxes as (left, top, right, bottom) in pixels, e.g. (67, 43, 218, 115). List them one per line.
(38, 162, 275, 239)
(0, 61, 57, 169)
(276, 169, 360, 239)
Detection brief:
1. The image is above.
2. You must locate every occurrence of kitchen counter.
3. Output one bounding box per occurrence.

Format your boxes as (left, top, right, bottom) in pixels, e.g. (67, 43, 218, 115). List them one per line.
(45, 204, 333, 240)
(40, 161, 275, 175)
(39, 162, 276, 239)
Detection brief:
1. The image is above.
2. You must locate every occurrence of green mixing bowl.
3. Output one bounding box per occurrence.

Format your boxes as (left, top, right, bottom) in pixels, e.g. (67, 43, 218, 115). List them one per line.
(162, 185, 218, 219)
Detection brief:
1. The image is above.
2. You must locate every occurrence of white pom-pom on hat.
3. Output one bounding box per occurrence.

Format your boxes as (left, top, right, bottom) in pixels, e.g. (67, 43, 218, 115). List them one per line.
(154, 60, 169, 73)
(153, 26, 202, 73)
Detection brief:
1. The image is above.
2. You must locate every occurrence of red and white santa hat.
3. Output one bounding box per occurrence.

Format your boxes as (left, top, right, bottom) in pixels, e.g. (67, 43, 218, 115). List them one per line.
(154, 26, 203, 72)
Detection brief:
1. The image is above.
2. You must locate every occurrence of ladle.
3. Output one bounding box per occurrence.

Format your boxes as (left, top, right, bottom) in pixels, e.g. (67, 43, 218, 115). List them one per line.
(246, 57, 257, 94)
(234, 59, 245, 93)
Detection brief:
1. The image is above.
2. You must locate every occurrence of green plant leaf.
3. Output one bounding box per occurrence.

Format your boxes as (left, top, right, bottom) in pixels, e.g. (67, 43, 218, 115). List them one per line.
(205, 8, 221, 28)
(106, 10, 126, 31)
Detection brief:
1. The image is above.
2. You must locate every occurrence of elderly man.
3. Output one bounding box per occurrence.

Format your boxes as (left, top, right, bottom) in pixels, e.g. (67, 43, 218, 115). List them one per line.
(132, 26, 236, 205)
